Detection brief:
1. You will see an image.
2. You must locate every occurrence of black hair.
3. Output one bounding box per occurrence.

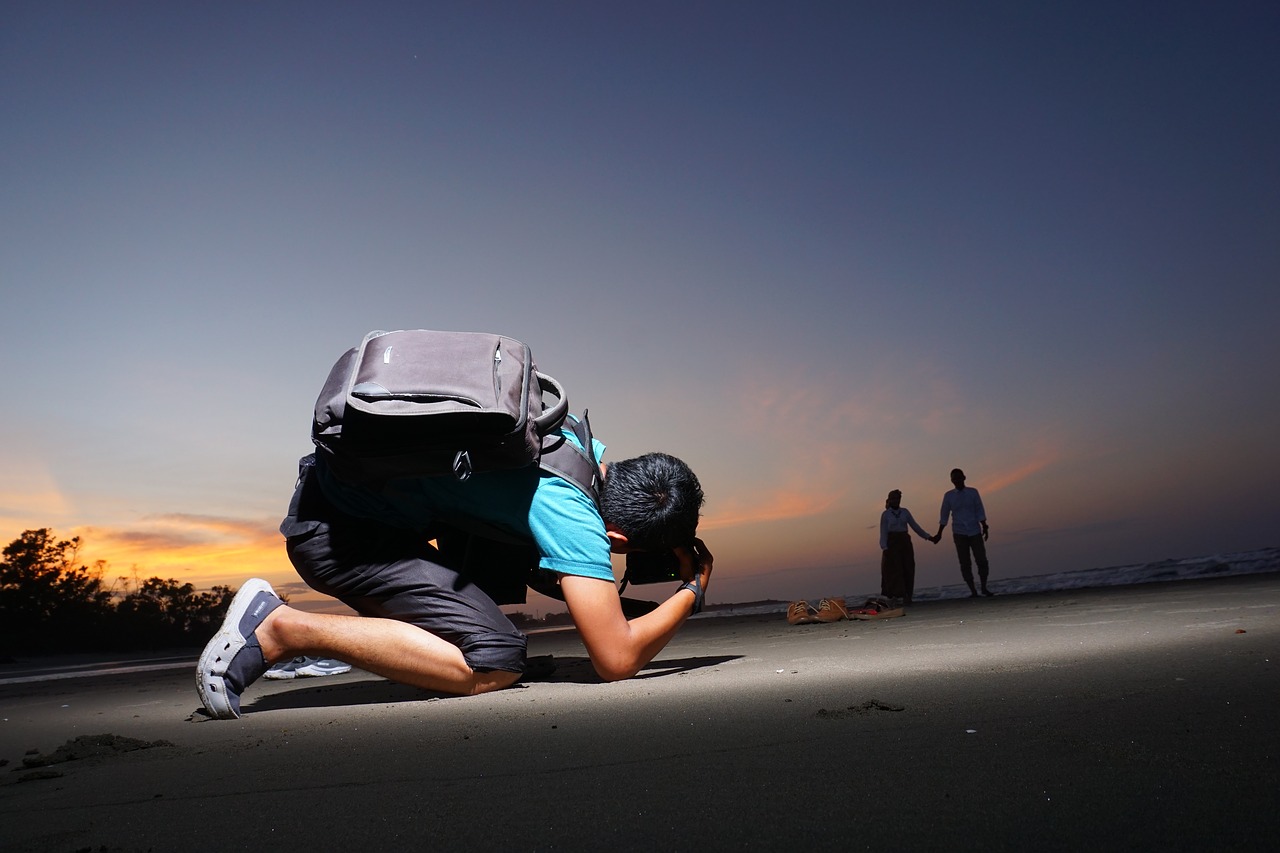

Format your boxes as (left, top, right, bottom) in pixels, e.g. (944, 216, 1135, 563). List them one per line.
(599, 452, 704, 551)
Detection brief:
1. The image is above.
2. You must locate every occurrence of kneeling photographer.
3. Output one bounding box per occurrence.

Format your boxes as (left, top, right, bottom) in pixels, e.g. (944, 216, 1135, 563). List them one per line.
(196, 329, 714, 719)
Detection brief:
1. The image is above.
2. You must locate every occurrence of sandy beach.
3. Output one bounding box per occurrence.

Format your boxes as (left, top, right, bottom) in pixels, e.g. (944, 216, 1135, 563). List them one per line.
(1, 572, 1276, 852)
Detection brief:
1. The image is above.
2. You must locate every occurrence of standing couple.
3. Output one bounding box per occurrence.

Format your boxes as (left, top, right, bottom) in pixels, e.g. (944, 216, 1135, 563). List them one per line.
(880, 468, 994, 604)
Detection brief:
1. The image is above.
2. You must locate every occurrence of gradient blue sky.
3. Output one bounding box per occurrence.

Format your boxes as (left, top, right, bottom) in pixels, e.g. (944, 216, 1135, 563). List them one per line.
(3, 1, 1277, 611)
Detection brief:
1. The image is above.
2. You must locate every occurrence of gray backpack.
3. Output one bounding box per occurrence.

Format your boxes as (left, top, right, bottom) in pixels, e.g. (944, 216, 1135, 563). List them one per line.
(312, 329, 600, 503)
(310, 329, 674, 611)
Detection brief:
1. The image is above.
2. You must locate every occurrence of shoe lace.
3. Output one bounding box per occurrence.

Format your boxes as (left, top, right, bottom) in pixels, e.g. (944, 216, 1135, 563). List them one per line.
(817, 598, 847, 617)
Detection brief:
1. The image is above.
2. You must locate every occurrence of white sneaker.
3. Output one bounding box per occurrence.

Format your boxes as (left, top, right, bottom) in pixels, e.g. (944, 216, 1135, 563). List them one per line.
(263, 656, 305, 680)
(294, 658, 352, 677)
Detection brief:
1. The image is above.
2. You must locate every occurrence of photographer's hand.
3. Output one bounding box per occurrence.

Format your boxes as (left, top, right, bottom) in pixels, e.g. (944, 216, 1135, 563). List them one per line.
(677, 538, 713, 585)
(675, 538, 713, 614)
(561, 540, 715, 681)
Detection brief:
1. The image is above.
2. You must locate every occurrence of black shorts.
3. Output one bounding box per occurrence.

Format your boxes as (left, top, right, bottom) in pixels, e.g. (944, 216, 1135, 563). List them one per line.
(280, 456, 528, 674)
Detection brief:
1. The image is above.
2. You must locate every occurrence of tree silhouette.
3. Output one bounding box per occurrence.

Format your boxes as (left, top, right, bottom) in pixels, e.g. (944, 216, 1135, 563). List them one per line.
(116, 578, 235, 646)
(1, 528, 236, 657)
(1, 529, 113, 655)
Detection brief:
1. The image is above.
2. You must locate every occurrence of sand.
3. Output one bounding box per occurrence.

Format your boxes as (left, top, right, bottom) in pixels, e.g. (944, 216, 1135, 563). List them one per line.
(1, 573, 1276, 852)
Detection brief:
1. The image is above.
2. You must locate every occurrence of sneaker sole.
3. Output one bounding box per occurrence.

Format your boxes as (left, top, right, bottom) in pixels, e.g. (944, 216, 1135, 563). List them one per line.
(295, 664, 352, 677)
(196, 578, 277, 719)
(262, 668, 298, 680)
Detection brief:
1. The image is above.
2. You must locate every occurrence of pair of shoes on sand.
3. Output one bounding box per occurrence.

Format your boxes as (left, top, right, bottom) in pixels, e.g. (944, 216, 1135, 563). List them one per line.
(787, 596, 905, 624)
(788, 598, 847, 624)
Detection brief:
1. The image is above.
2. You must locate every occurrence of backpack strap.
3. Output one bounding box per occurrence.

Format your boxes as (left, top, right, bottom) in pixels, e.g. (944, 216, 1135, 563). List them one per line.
(432, 411, 602, 606)
(538, 409, 602, 508)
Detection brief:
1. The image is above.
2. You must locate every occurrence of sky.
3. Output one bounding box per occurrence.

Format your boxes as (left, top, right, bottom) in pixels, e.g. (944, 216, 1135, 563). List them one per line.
(2, 1, 1278, 614)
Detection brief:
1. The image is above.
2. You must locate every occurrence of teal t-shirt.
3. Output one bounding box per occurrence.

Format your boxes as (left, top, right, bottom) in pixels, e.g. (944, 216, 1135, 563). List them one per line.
(315, 426, 613, 582)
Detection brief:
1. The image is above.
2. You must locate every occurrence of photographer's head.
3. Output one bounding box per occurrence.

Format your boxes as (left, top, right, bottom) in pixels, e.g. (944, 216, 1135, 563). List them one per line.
(600, 452, 703, 553)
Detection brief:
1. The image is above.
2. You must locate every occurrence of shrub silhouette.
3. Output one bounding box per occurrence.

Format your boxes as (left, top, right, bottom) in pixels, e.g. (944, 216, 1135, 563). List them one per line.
(1, 528, 235, 657)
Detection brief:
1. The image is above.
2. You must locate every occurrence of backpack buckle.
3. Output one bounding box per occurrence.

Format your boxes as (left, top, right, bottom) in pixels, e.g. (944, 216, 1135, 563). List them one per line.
(452, 450, 473, 481)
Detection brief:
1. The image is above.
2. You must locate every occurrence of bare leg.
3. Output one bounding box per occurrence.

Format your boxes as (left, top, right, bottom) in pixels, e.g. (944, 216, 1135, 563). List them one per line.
(254, 606, 520, 695)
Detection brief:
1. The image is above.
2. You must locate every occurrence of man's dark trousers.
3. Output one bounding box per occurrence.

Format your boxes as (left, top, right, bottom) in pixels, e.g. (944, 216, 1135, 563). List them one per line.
(952, 533, 989, 593)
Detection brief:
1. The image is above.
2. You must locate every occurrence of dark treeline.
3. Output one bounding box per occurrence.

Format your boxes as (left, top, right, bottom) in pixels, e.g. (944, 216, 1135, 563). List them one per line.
(507, 609, 575, 630)
(0, 528, 237, 659)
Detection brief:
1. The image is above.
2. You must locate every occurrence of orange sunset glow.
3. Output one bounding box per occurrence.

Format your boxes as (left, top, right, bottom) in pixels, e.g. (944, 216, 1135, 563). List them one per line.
(2, 2, 1277, 612)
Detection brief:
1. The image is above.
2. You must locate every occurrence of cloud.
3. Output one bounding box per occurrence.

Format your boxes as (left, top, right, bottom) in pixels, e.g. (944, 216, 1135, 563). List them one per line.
(82, 514, 279, 554)
(69, 514, 289, 590)
(702, 367, 946, 531)
(979, 440, 1063, 494)
(699, 359, 1068, 539)
(702, 488, 843, 530)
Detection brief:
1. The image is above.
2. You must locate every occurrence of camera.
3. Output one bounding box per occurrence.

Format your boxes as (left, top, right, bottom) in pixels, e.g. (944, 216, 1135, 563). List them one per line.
(623, 549, 684, 585)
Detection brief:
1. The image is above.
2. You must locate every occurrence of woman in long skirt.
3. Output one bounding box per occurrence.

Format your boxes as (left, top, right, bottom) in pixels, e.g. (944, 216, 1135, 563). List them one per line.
(880, 489, 932, 605)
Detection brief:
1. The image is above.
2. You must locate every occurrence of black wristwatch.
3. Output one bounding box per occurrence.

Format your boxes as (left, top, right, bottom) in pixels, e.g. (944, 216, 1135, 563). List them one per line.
(678, 577, 704, 614)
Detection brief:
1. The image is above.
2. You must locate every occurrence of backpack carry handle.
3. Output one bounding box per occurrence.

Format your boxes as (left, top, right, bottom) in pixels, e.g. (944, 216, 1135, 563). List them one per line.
(533, 371, 569, 436)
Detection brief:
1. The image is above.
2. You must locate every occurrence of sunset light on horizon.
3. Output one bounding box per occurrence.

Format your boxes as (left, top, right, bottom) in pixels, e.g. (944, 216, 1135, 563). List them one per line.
(3, 2, 1278, 614)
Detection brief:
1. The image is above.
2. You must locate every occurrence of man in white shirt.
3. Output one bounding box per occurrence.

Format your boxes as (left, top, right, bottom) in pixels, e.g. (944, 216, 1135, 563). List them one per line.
(933, 468, 994, 597)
